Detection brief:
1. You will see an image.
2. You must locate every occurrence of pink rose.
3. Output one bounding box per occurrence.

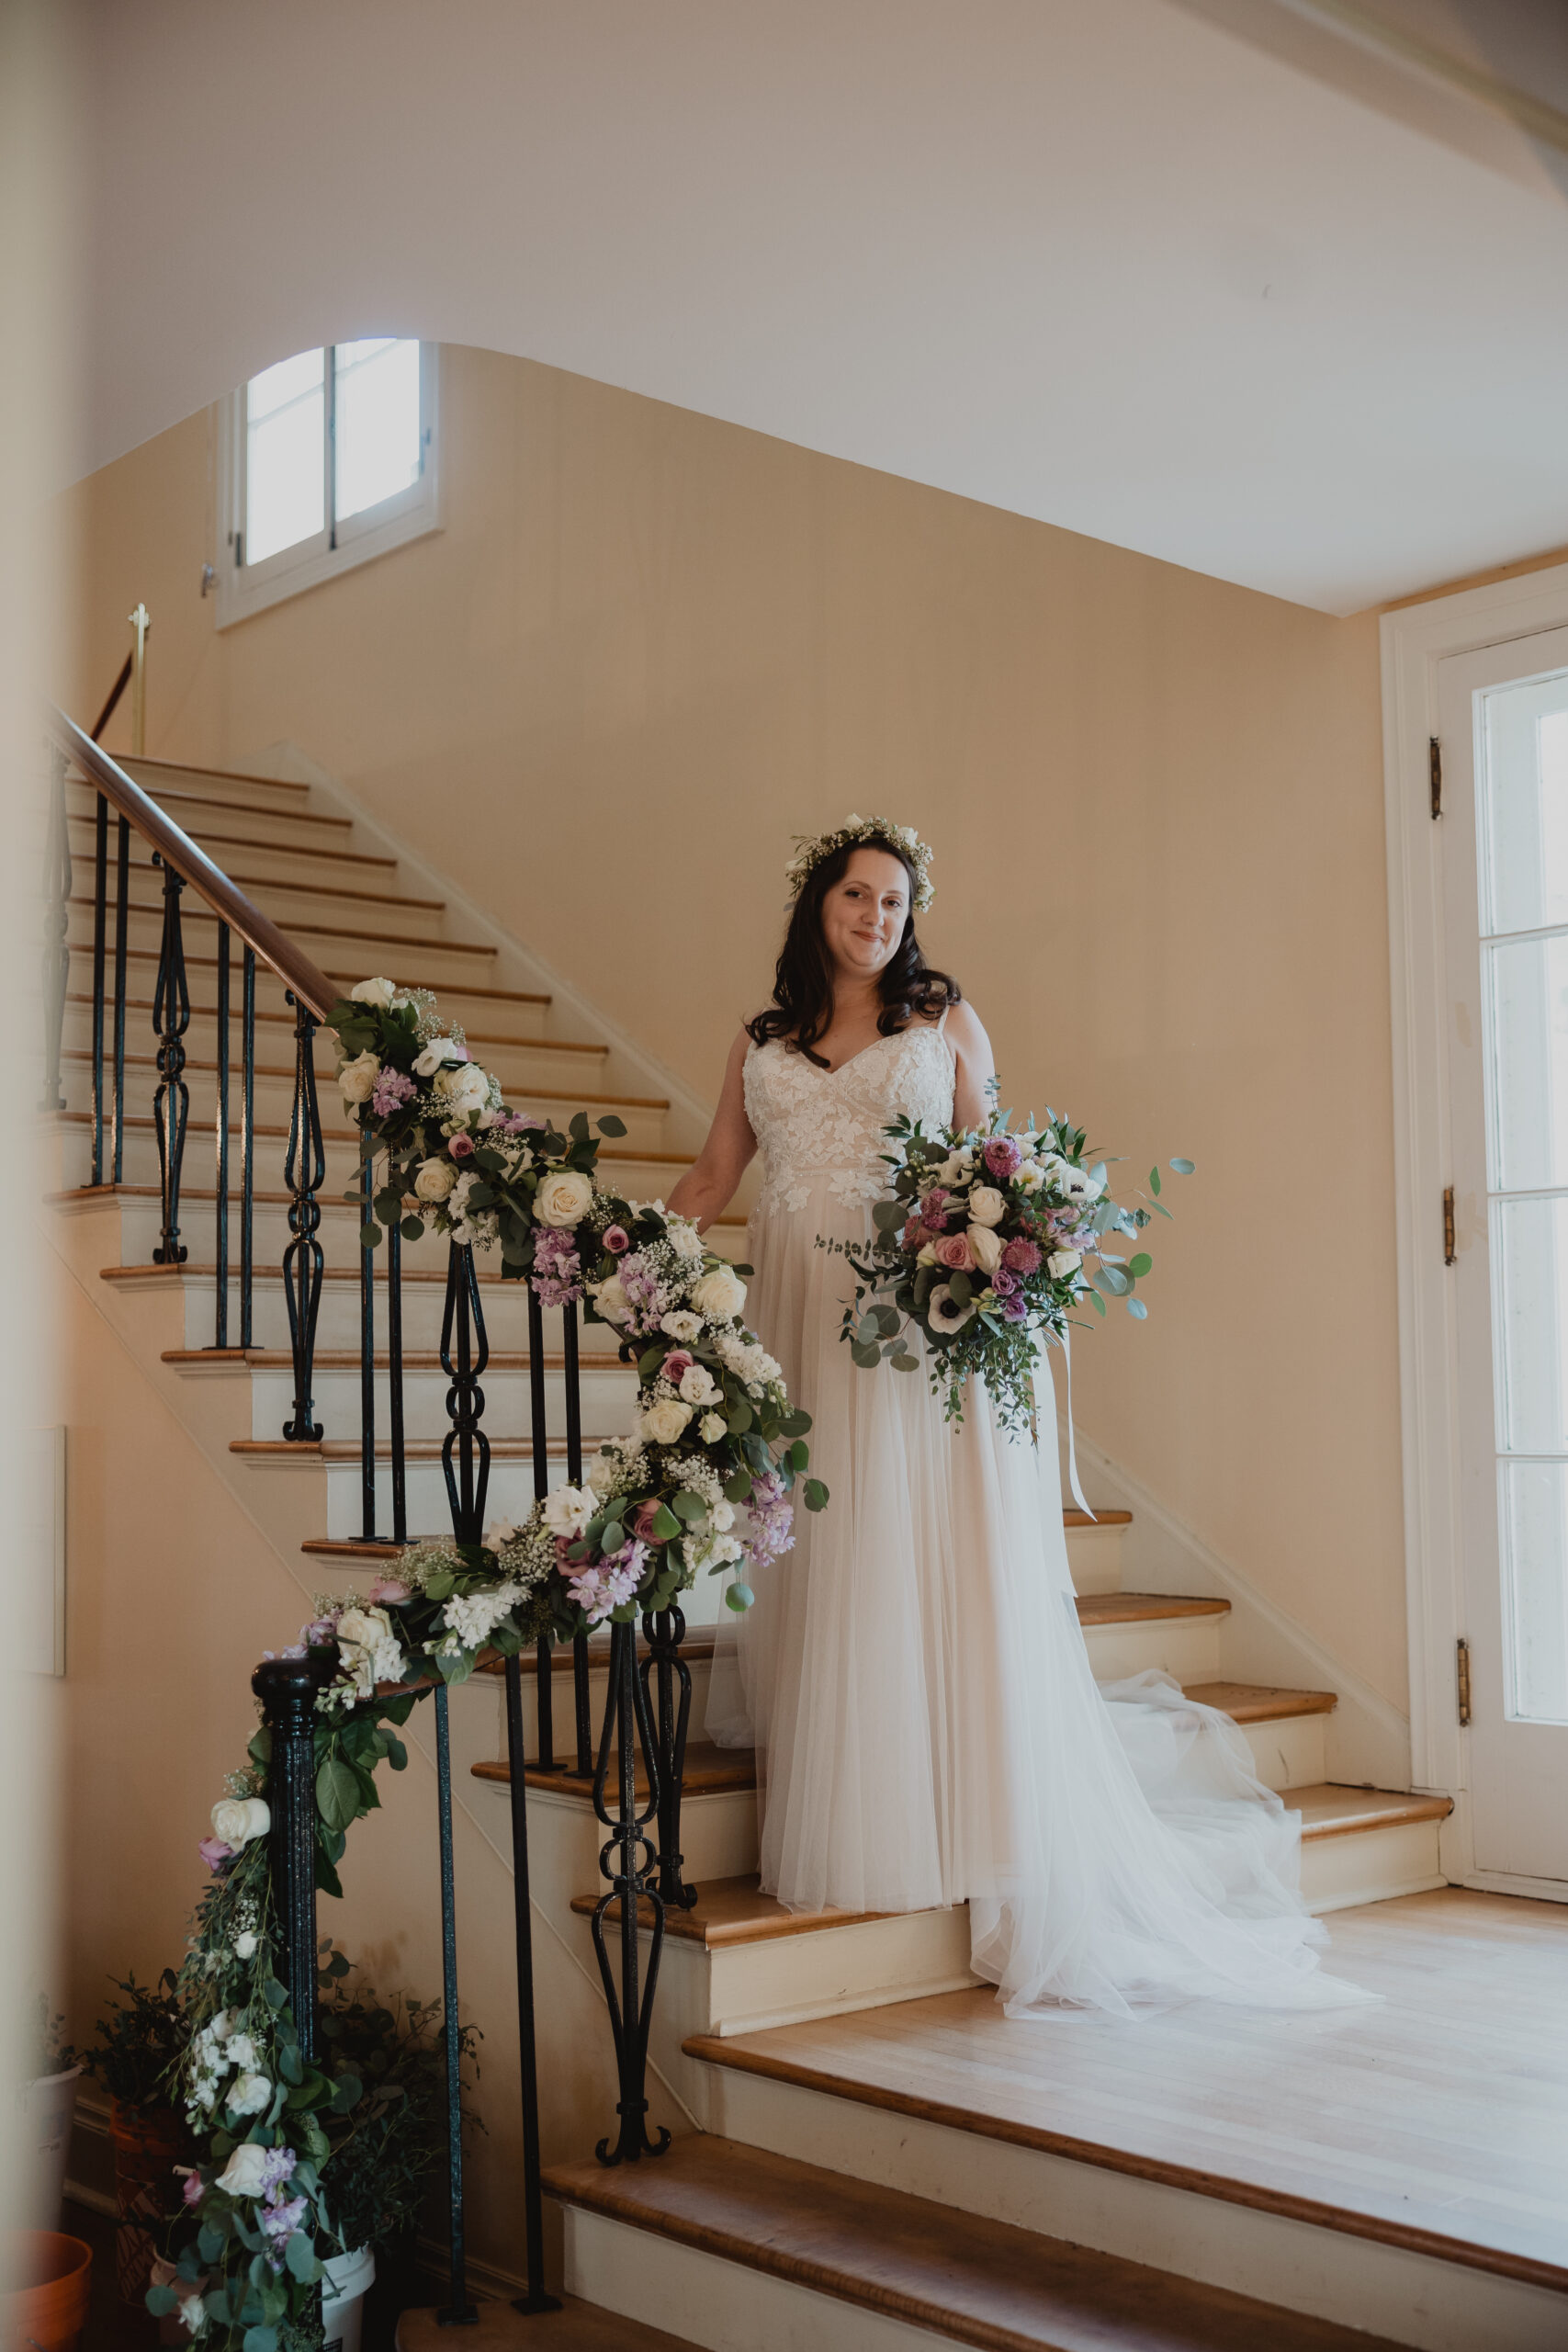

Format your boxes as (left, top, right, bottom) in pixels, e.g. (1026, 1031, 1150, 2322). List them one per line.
(632, 1499, 666, 1544)
(368, 1576, 412, 1604)
(661, 1350, 694, 1385)
(900, 1216, 924, 1250)
(181, 2172, 206, 2210)
(198, 1838, 234, 1872)
(984, 1136, 1022, 1180)
(1001, 1295, 1029, 1322)
(932, 1231, 976, 1272)
(449, 1133, 475, 1159)
(1000, 1238, 1041, 1274)
(604, 1226, 629, 1255)
(991, 1267, 1020, 1297)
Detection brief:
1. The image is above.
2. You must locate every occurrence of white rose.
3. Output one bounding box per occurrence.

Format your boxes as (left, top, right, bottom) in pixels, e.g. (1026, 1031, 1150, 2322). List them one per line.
(336, 1605, 391, 1652)
(209, 2010, 234, 2043)
(711, 1499, 736, 1532)
(226, 2073, 272, 2120)
(434, 1062, 491, 1116)
(698, 1412, 727, 1443)
(667, 1219, 705, 1261)
(233, 1931, 257, 1962)
(216, 2142, 273, 2198)
(641, 1397, 694, 1446)
(413, 1037, 466, 1077)
(350, 976, 396, 1009)
(660, 1312, 703, 1342)
(414, 1157, 457, 1203)
(337, 1050, 380, 1105)
(691, 1266, 747, 1322)
(916, 1243, 939, 1267)
(967, 1223, 1004, 1274)
(1048, 1249, 1082, 1280)
(535, 1168, 594, 1228)
(543, 1485, 595, 1539)
(225, 2032, 258, 2074)
(590, 1275, 630, 1325)
(210, 1796, 270, 1848)
(677, 1363, 720, 1408)
(967, 1185, 1007, 1228)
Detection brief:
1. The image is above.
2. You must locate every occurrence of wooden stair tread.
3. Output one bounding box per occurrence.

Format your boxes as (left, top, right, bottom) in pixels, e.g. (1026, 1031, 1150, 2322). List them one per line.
(63, 1032, 606, 1068)
(70, 892, 498, 958)
(74, 865, 446, 913)
(114, 753, 312, 795)
(67, 809, 395, 868)
(396, 2290, 692, 2351)
(571, 1874, 896, 1948)
(1290, 1782, 1452, 1838)
(1186, 1680, 1336, 1721)
(165, 1347, 625, 1371)
(1075, 1590, 1227, 1624)
(472, 1738, 756, 1800)
(1062, 1507, 1130, 1527)
(543, 2132, 1409, 2352)
(231, 1436, 613, 1462)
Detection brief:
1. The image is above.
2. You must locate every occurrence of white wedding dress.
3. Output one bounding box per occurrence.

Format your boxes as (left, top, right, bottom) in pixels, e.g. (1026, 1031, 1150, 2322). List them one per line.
(705, 1013, 1371, 2017)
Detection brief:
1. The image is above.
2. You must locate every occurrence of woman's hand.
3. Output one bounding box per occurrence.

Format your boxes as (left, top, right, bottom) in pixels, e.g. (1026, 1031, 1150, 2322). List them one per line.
(665, 1027, 757, 1231)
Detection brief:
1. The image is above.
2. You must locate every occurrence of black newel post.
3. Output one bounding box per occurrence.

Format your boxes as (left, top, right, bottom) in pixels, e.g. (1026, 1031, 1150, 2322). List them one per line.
(251, 1648, 337, 2055)
(590, 1623, 671, 2167)
(151, 854, 191, 1264)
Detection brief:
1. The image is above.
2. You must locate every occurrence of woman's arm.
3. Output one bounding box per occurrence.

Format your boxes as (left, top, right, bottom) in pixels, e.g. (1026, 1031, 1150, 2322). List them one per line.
(665, 1028, 758, 1231)
(945, 999, 998, 1132)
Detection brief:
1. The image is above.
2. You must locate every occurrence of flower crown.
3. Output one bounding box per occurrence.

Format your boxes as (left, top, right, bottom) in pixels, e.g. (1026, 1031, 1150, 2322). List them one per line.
(784, 813, 935, 912)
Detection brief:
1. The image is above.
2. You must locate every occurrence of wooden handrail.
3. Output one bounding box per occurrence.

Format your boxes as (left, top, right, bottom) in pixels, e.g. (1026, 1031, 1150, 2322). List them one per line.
(47, 706, 335, 1020)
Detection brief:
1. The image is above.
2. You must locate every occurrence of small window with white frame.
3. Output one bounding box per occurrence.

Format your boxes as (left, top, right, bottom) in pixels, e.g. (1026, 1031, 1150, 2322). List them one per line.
(215, 339, 438, 625)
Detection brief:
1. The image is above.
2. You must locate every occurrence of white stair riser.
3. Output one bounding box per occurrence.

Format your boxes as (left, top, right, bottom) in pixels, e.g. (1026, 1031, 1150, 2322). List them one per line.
(69, 775, 332, 834)
(1082, 1616, 1221, 1680)
(68, 882, 451, 944)
(1300, 1818, 1447, 1915)
(1066, 1521, 1123, 1594)
(467, 1776, 758, 1905)
(558, 2203, 966, 2352)
(64, 818, 397, 895)
(1246, 1712, 1327, 1794)
(688, 2062, 1562, 2352)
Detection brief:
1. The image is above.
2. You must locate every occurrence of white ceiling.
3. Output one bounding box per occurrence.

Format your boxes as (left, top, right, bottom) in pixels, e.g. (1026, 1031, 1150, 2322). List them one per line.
(66, 0, 1568, 614)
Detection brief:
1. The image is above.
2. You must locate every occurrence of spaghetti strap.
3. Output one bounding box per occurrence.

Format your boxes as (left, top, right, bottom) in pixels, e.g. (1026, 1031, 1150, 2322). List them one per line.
(937, 1002, 951, 1037)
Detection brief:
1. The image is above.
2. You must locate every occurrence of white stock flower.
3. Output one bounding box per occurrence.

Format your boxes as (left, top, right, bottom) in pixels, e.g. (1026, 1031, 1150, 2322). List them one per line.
(660, 1312, 703, 1342)
(641, 1397, 694, 1446)
(698, 1411, 727, 1443)
(927, 1283, 976, 1336)
(350, 977, 396, 1009)
(967, 1224, 1004, 1274)
(226, 2072, 272, 2120)
(589, 1275, 630, 1325)
(690, 1266, 747, 1322)
(536, 1168, 594, 1228)
(225, 2033, 259, 2074)
(413, 1037, 466, 1077)
(543, 1485, 595, 1539)
(1047, 1249, 1082, 1280)
(414, 1157, 457, 1203)
(711, 1499, 736, 1532)
(337, 1050, 380, 1105)
(216, 2142, 273, 2197)
(966, 1185, 1007, 1228)
(210, 1796, 270, 1848)
(434, 1062, 491, 1117)
(677, 1363, 720, 1408)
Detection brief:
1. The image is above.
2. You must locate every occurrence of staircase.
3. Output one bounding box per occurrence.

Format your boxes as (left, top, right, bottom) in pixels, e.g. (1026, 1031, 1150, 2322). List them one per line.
(55, 738, 1559, 2352)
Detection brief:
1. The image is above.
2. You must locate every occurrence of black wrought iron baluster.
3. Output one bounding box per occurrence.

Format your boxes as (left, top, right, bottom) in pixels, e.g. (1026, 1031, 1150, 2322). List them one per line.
(359, 1149, 377, 1542)
(239, 949, 254, 1348)
(90, 790, 107, 1183)
(590, 1622, 671, 2167)
(110, 816, 130, 1183)
(639, 1604, 696, 1911)
(211, 922, 231, 1348)
(388, 1221, 407, 1544)
(440, 1242, 490, 1544)
(502, 1641, 560, 2315)
(526, 1287, 556, 1770)
(434, 1681, 477, 2326)
(151, 854, 190, 1265)
(39, 745, 69, 1114)
(563, 1300, 593, 1778)
(281, 993, 324, 1441)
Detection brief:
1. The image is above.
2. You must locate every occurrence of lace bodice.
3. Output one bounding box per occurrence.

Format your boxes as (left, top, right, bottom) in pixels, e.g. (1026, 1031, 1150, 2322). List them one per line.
(743, 1019, 955, 1216)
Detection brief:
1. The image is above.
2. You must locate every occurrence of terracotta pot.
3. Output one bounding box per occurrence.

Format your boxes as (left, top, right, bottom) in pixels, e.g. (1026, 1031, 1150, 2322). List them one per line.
(0, 2230, 92, 2352)
(108, 2098, 191, 2306)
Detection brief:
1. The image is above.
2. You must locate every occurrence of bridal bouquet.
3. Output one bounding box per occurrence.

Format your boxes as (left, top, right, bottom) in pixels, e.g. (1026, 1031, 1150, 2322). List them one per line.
(833, 1110, 1190, 1432)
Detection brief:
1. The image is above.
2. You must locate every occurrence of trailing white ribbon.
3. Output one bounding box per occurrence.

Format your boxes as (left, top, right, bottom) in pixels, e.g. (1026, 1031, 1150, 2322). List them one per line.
(1035, 1320, 1095, 1521)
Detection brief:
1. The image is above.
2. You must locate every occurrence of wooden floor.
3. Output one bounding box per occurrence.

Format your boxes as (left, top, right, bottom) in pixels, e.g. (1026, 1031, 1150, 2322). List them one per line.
(687, 1888, 1568, 2290)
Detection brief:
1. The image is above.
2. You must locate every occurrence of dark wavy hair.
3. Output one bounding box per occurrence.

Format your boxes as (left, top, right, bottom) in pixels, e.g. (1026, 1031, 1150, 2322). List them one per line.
(746, 837, 960, 1068)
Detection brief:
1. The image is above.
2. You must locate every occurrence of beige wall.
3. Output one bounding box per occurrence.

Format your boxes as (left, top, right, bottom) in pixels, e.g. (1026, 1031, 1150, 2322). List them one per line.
(55, 342, 1404, 1710)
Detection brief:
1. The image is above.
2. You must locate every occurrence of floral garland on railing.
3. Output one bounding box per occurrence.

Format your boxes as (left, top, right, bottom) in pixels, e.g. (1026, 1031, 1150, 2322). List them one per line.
(151, 982, 828, 2344)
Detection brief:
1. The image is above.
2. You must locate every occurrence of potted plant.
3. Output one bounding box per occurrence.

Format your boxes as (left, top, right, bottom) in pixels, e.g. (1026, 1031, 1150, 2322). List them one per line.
(82, 1971, 190, 2305)
(18, 1996, 81, 2235)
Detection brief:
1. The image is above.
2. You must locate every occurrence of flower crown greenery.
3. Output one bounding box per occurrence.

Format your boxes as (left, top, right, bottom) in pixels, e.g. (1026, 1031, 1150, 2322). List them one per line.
(784, 814, 935, 912)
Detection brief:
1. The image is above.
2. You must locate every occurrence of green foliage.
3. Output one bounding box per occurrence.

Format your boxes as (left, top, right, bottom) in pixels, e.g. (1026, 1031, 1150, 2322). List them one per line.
(83, 1970, 186, 2108)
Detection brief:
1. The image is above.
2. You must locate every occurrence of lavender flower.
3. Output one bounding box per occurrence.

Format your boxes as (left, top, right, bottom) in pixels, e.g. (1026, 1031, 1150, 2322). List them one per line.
(746, 1471, 796, 1570)
(369, 1068, 417, 1118)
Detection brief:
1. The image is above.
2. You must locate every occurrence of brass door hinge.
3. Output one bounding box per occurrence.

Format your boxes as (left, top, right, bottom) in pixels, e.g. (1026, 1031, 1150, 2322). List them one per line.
(1430, 736, 1442, 820)
(1443, 1185, 1456, 1265)
(1456, 1636, 1472, 1726)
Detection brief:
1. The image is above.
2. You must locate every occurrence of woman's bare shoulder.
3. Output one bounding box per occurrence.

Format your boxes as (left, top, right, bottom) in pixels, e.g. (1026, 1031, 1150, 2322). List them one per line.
(939, 998, 989, 1051)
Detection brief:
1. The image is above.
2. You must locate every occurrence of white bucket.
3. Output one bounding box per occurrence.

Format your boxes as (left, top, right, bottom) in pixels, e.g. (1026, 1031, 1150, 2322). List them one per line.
(19, 2064, 81, 2233)
(321, 2245, 376, 2352)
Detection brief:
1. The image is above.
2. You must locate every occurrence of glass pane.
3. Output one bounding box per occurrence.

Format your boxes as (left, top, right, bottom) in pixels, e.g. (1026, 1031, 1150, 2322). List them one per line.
(244, 350, 324, 565)
(1486, 933, 1568, 1191)
(1500, 1461, 1568, 1722)
(1494, 1196, 1568, 1454)
(1477, 679, 1568, 936)
(333, 339, 421, 523)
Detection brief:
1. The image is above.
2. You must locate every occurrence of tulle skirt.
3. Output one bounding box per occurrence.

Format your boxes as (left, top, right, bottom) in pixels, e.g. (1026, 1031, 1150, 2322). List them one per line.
(705, 1182, 1371, 2017)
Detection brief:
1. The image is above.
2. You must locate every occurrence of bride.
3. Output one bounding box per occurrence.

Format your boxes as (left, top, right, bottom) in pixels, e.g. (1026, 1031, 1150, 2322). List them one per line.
(667, 817, 1366, 2018)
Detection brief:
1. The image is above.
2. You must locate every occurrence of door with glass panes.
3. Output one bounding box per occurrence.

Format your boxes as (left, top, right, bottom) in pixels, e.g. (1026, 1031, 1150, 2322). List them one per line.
(1439, 627, 1568, 1888)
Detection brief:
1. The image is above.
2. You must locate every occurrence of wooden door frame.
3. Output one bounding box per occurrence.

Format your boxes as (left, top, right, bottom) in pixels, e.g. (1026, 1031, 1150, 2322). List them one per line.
(1382, 560, 1568, 1897)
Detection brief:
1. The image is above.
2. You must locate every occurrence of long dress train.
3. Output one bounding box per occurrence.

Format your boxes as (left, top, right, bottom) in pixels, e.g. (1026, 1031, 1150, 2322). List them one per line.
(705, 1014, 1371, 2018)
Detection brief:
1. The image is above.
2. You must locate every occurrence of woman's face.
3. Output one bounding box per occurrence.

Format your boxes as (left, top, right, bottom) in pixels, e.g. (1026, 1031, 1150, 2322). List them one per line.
(819, 847, 910, 983)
